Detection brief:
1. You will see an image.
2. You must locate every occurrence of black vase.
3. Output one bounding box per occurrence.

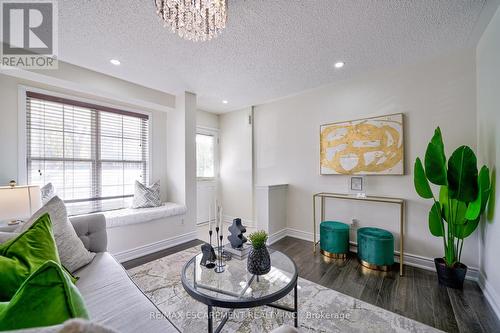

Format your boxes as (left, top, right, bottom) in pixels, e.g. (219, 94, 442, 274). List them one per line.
(434, 258, 467, 289)
(247, 246, 271, 275)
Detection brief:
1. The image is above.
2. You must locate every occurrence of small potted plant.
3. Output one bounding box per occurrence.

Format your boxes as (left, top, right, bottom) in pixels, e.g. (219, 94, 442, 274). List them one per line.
(414, 127, 491, 289)
(247, 230, 271, 275)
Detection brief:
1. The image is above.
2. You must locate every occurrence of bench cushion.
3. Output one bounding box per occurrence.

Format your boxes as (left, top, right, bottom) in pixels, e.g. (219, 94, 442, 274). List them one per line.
(103, 203, 187, 228)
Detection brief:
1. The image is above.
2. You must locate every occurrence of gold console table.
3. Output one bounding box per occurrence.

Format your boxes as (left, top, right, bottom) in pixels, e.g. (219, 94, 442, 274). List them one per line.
(313, 192, 405, 276)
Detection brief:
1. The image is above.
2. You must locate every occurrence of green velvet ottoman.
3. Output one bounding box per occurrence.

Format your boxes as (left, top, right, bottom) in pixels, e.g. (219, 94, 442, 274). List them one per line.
(357, 227, 394, 271)
(320, 221, 350, 259)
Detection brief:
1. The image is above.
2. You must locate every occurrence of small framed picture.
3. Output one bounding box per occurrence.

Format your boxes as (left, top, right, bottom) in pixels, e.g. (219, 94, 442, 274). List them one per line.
(349, 176, 366, 198)
(350, 176, 364, 192)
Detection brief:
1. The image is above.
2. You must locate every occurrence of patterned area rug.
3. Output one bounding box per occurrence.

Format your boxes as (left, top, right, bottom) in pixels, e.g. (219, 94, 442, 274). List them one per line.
(128, 246, 441, 333)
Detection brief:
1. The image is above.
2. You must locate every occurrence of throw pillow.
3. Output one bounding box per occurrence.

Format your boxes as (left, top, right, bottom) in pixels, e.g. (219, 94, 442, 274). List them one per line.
(16, 196, 95, 273)
(41, 182, 56, 205)
(132, 180, 162, 208)
(0, 213, 62, 300)
(0, 232, 19, 244)
(0, 260, 89, 330)
(58, 319, 118, 333)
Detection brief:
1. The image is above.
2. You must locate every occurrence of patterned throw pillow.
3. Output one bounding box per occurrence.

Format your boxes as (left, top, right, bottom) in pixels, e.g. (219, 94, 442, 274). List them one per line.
(40, 183, 56, 205)
(132, 181, 162, 208)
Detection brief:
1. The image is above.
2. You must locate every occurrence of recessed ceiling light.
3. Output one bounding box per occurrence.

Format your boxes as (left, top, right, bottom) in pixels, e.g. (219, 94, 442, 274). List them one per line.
(334, 61, 345, 69)
(110, 59, 121, 66)
(222, 100, 228, 104)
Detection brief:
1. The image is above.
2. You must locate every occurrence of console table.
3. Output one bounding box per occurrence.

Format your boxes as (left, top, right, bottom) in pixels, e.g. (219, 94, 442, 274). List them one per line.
(312, 192, 405, 276)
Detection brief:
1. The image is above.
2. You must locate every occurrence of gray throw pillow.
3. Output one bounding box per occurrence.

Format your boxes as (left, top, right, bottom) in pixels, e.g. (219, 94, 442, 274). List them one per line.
(40, 182, 56, 205)
(16, 196, 95, 272)
(0, 232, 19, 244)
(132, 180, 161, 208)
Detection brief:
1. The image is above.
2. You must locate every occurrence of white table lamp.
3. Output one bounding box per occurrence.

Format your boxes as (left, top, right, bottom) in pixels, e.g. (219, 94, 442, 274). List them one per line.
(0, 185, 42, 224)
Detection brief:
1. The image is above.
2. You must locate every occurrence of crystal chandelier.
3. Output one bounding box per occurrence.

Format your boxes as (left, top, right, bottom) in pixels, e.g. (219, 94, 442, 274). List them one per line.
(155, 0, 228, 42)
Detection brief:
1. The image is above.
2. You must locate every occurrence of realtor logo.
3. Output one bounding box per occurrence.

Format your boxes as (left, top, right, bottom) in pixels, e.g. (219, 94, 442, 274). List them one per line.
(1, 0, 58, 69)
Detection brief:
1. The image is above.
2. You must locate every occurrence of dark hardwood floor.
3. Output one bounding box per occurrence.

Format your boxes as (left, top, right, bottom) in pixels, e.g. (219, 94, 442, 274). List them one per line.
(122, 239, 203, 270)
(270, 237, 500, 333)
(123, 236, 499, 332)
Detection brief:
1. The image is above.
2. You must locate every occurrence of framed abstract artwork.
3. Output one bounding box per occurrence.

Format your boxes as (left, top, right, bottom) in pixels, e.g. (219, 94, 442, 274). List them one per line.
(320, 113, 404, 175)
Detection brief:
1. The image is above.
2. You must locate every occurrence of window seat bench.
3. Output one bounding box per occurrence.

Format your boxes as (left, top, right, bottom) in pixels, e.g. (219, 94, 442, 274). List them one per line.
(78, 202, 193, 262)
(102, 202, 187, 229)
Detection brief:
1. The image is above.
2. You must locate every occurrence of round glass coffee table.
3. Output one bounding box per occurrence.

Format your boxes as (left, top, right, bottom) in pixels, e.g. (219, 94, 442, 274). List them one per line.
(181, 249, 298, 333)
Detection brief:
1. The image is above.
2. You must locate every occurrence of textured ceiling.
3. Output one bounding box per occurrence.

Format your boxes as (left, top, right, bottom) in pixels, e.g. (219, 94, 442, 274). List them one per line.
(58, 0, 487, 113)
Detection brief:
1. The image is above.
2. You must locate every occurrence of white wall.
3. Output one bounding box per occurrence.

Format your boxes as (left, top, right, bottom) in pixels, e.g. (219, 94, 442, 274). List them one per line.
(254, 50, 479, 268)
(477, 5, 500, 318)
(0, 63, 174, 202)
(195, 110, 219, 225)
(219, 107, 254, 224)
(197, 109, 219, 129)
(166, 92, 197, 229)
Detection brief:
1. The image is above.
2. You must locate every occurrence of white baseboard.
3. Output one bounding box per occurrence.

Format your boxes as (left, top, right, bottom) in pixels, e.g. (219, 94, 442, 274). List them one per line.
(276, 227, 480, 280)
(113, 230, 198, 263)
(268, 229, 288, 245)
(223, 214, 255, 228)
(478, 273, 500, 320)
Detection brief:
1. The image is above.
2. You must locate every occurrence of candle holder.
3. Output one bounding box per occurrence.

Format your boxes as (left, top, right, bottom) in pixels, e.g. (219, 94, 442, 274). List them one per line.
(214, 228, 225, 273)
(204, 230, 216, 269)
(221, 245, 232, 262)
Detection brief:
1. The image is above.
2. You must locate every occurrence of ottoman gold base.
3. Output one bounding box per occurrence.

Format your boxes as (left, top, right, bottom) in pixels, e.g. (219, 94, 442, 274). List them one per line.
(320, 249, 347, 259)
(359, 259, 391, 272)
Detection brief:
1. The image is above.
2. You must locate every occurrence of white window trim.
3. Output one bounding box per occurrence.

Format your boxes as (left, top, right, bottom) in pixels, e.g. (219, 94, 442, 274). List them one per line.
(17, 85, 153, 187)
(196, 126, 219, 182)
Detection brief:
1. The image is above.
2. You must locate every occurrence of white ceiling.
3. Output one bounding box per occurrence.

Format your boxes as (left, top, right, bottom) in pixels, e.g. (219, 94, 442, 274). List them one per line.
(58, 0, 489, 113)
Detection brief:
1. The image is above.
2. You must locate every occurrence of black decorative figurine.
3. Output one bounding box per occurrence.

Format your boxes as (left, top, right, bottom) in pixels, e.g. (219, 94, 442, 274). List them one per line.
(200, 243, 216, 267)
(201, 229, 216, 268)
(227, 218, 247, 249)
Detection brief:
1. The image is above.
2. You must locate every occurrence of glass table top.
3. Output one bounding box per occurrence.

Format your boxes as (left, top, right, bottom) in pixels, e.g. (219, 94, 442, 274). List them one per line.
(181, 249, 297, 307)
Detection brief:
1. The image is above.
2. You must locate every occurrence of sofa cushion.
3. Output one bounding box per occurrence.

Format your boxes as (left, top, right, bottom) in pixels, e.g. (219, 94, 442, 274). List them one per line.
(1, 319, 117, 333)
(0, 261, 88, 331)
(70, 214, 107, 253)
(17, 196, 95, 273)
(0, 213, 62, 300)
(74, 253, 178, 332)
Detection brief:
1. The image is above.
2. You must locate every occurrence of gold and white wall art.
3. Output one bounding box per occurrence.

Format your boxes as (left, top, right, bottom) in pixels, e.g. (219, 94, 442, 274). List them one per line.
(320, 113, 404, 175)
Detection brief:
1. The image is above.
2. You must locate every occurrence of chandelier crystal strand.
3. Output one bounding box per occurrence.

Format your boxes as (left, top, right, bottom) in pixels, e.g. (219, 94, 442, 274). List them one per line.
(155, 0, 227, 42)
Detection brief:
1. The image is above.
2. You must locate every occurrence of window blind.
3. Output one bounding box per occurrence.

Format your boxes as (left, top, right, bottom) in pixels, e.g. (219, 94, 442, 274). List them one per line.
(26, 91, 150, 215)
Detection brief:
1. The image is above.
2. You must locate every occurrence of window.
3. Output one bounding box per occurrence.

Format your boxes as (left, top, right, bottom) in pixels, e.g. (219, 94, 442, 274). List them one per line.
(196, 132, 216, 179)
(26, 91, 149, 215)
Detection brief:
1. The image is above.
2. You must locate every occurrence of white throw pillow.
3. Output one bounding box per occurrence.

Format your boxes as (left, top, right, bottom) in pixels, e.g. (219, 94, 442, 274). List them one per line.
(16, 196, 95, 272)
(40, 182, 56, 205)
(59, 319, 118, 333)
(132, 180, 162, 208)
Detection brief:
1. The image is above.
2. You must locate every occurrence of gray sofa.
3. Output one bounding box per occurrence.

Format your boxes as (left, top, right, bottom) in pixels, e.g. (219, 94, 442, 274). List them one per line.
(6, 214, 179, 333)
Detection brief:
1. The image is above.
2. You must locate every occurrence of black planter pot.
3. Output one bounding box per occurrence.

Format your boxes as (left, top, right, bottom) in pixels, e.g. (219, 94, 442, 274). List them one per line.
(434, 258, 467, 289)
(247, 246, 271, 275)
